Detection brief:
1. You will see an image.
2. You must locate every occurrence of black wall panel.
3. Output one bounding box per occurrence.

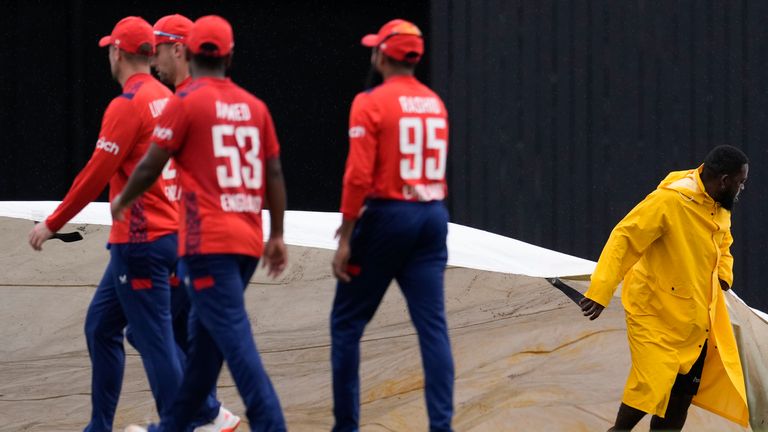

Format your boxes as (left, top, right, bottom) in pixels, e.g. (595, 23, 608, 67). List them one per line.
(431, 0, 768, 311)
(1, 0, 766, 311)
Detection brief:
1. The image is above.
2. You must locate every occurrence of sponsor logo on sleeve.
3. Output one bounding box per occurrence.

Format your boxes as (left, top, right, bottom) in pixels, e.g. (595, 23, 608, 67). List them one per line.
(349, 126, 365, 138)
(153, 125, 174, 141)
(148, 97, 170, 118)
(95, 137, 120, 155)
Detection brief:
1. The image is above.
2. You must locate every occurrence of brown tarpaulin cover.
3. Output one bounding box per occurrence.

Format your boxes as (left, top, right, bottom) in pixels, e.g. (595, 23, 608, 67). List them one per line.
(0, 218, 761, 431)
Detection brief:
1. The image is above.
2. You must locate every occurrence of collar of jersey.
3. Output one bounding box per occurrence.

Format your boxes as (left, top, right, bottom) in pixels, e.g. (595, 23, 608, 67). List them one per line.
(122, 72, 153, 92)
(193, 76, 232, 85)
(384, 74, 417, 84)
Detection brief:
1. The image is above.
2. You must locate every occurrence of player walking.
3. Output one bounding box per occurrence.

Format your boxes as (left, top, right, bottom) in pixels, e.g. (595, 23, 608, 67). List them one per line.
(149, 13, 241, 431)
(149, 11, 193, 351)
(114, 15, 288, 432)
(330, 19, 455, 432)
(27, 17, 185, 432)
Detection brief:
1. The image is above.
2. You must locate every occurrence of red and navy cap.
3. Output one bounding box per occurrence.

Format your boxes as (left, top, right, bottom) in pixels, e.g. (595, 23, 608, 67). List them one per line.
(153, 14, 193, 46)
(186, 15, 234, 57)
(361, 19, 424, 63)
(98, 16, 155, 55)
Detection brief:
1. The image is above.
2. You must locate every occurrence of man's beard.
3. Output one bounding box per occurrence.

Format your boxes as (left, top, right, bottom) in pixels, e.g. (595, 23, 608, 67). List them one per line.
(364, 64, 383, 90)
(718, 190, 738, 211)
(154, 69, 172, 87)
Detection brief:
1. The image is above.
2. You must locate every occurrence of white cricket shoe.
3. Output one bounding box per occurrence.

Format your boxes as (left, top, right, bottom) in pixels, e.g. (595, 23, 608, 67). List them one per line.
(124, 426, 147, 432)
(194, 406, 241, 432)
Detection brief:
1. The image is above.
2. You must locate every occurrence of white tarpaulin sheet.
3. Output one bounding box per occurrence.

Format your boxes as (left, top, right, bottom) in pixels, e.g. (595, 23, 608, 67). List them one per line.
(0, 201, 597, 278)
(1, 200, 764, 321)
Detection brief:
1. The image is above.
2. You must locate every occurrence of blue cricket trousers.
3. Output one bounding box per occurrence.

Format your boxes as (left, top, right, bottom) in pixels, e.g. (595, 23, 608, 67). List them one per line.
(155, 254, 286, 432)
(124, 269, 221, 429)
(84, 234, 185, 431)
(330, 200, 455, 432)
(170, 273, 223, 425)
(170, 274, 192, 353)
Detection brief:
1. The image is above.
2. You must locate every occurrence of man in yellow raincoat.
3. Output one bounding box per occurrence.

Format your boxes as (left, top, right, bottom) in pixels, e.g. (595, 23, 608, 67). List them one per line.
(580, 145, 750, 431)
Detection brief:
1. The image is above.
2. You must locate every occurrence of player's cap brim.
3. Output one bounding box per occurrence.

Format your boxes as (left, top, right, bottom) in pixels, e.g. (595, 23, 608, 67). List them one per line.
(361, 34, 379, 47)
(98, 35, 112, 47)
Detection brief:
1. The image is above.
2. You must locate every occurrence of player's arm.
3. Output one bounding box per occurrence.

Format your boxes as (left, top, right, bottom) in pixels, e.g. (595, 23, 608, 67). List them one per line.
(111, 98, 186, 221)
(339, 94, 380, 222)
(261, 108, 288, 278)
(265, 158, 286, 236)
(111, 143, 172, 220)
(29, 99, 138, 250)
(718, 228, 734, 291)
(580, 190, 669, 319)
(333, 94, 380, 281)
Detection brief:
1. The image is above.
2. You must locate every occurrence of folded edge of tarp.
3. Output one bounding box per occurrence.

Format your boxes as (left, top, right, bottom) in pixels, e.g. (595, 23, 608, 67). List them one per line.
(0, 201, 596, 278)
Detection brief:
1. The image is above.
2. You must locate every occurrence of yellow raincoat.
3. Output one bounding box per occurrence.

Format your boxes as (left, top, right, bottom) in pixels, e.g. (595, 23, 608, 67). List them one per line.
(585, 167, 749, 426)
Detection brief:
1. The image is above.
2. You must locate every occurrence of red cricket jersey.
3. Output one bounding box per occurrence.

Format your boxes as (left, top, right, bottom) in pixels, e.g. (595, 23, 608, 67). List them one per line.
(153, 77, 281, 257)
(158, 76, 193, 204)
(340, 75, 449, 220)
(175, 76, 192, 93)
(47, 73, 178, 243)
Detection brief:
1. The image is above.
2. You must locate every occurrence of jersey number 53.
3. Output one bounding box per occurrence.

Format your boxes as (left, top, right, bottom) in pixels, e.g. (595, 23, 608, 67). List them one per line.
(212, 125, 262, 190)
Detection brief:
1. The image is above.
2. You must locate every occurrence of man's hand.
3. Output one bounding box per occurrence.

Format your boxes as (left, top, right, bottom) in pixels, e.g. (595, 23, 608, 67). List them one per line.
(579, 297, 605, 320)
(332, 219, 357, 283)
(29, 222, 54, 251)
(332, 240, 352, 283)
(111, 143, 172, 223)
(111, 196, 128, 222)
(262, 236, 288, 278)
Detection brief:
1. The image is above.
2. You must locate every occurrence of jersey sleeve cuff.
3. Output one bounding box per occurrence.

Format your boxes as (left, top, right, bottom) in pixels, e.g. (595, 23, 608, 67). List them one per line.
(154, 140, 175, 154)
(341, 212, 359, 221)
(340, 186, 368, 221)
(44, 215, 65, 234)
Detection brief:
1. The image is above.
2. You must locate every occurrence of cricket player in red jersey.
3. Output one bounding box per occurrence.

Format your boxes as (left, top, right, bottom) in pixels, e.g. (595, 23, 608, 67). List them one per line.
(152, 13, 193, 205)
(113, 15, 288, 432)
(26, 17, 188, 432)
(152, 14, 194, 93)
(151, 13, 193, 344)
(331, 19, 454, 432)
(148, 14, 243, 431)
